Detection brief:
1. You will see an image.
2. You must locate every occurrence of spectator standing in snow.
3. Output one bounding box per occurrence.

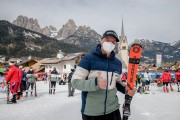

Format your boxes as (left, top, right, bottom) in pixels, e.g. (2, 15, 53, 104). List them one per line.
(25, 67, 38, 97)
(144, 71, 151, 91)
(68, 69, 75, 97)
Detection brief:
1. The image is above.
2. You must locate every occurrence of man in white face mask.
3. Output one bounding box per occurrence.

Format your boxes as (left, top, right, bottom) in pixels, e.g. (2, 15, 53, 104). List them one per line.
(71, 30, 136, 120)
(100, 30, 119, 58)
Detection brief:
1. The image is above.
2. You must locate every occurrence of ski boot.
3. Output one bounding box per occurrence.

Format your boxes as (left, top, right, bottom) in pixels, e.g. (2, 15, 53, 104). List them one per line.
(7, 98, 14, 104)
(147, 86, 150, 91)
(71, 91, 75, 96)
(7, 95, 17, 104)
(49, 90, 52, 94)
(166, 87, 169, 93)
(16, 96, 20, 100)
(123, 95, 132, 120)
(53, 89, 55, 94)
(25, 92, 28, 97)
(137, 86, 140, 93)
(163, 87, 166, 92)
(31, 92, 33, 97)
(16, 92, 22, 100)
(7, 100, 17, 104)
(170, 85, 174, 91)
(142, 87, 145, 93)
(16, 94, 21, 100)
(35, 92, 37, 97)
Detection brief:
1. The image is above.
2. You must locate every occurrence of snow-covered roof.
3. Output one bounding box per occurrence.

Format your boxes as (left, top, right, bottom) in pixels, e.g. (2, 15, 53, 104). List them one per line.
(18, 59, 37, 65)
(41, 52, 85, 64)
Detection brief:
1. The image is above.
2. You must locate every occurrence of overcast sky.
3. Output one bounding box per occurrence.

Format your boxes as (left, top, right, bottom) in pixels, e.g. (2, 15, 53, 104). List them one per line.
(0, 0, 180, 43)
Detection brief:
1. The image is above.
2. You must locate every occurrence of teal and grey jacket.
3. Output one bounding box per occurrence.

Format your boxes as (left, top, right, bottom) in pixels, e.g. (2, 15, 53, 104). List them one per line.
(71, 44, 126, 116)
(50, 70, 59, 82)
(26, 71, 38, 83)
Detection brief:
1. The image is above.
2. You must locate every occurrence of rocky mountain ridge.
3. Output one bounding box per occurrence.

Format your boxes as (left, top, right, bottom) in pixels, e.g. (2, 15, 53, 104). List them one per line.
(0, 20, 86, 58)
(133, 39, 180, 63)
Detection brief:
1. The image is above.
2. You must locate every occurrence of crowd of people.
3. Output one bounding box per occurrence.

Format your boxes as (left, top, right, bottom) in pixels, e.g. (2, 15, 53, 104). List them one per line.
(0, 61, 76, 104)
(1, 60, 39, 104)
(120, 68, 180, 94)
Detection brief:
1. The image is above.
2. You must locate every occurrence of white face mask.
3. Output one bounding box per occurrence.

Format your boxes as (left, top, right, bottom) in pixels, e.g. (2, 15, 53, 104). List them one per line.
(102, 42, 115, 53)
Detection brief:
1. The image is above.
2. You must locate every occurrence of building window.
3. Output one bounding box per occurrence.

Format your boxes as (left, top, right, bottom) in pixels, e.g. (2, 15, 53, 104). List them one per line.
(74, 65, 76, 69)
(122, 46, 126, 49)
(64, 65, 66, 69)
(123, 40, 125, 43)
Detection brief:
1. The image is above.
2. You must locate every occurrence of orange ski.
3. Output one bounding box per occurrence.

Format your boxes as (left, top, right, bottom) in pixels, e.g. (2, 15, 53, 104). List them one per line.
(123, 44, 143, 120)
(126, 44, 143, 92)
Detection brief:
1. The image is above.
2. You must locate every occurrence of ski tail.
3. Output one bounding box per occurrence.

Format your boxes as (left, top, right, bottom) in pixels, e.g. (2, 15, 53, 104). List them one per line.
(49, 80, 51, 94)
(35, 81, 37, 97)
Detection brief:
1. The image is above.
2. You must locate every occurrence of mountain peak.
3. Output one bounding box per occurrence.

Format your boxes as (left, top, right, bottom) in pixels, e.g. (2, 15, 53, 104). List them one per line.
(65, 19, 77, 28)
(13, 15, 42, 33)
(42, 25, 57, 37)
(171, 40, 180, 48)
(57, 19, 77, 40)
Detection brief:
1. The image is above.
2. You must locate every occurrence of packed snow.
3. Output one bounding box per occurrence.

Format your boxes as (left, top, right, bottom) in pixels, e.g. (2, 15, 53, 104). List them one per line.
(0, 81, 180, 120)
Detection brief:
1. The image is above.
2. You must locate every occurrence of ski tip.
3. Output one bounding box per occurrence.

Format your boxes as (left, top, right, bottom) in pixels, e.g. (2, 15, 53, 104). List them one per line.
(131, 43, 142, 48)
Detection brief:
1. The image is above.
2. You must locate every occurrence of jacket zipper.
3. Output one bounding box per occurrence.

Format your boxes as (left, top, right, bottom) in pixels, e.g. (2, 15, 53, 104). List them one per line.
(104, 60, 109, 114)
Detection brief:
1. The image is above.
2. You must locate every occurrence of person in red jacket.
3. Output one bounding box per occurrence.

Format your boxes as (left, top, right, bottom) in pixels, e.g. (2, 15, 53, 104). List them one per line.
(121, 72, 127, 83)
(162, 69, 171, 93)
(175, 68, 180, 92)
(5, 61, 20, 103)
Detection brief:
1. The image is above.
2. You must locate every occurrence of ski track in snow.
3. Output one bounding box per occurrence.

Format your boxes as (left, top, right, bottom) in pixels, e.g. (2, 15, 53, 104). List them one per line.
(0, 82, 180, 120)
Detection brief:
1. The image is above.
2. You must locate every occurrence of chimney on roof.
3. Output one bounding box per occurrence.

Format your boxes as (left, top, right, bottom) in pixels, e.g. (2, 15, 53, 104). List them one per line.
(57, 50, 65, 59)
(28, 56, 32, 60)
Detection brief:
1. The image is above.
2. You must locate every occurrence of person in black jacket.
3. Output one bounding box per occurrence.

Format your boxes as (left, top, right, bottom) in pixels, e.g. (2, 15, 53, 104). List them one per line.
(50, 68, 59, 94)
(68, 69, 75, 97)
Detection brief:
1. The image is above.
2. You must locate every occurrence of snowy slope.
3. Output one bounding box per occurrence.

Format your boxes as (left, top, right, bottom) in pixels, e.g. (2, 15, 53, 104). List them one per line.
(0, 82, 180, 120)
